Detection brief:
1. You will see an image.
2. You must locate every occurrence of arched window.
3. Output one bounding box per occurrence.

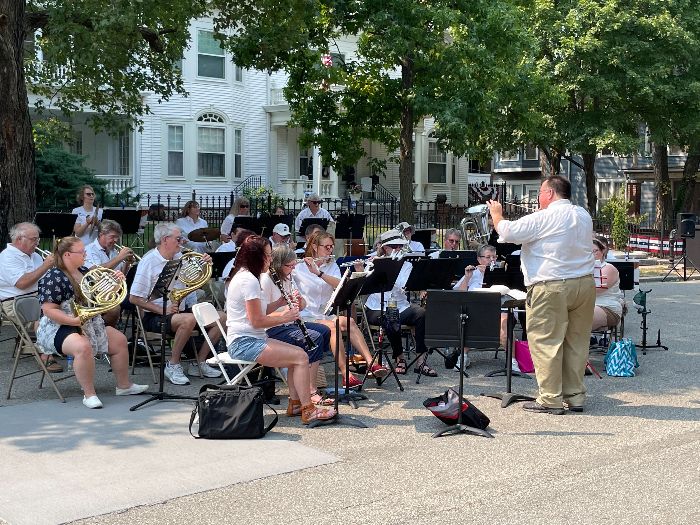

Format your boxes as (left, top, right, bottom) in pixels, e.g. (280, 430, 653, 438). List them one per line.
(197, 112, 226, 178)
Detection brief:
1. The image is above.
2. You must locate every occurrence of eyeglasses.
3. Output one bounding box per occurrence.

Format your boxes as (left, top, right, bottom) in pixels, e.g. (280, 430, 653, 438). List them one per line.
(538, 188, 553, 196)
(478, 254, 498, 260)
(446, 238, 459, 243)
(283, 262, 296, 269)
(309, 200, 322, 204)
(68, 250, 87, 255)
(239, 204, 249, 208)
(23, 236, 40, 242)
(84, 192, 95, 197)
(319, 244, 334, 250)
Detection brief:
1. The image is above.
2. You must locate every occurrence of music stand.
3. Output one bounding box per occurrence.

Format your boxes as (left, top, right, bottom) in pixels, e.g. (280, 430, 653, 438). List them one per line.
(34, 212, 77, 245)
(481, 297, 535, 408)
(102, 209, 142, 235)
(334, 213, 366, 255)
(440, 250, 478, 279)
(210, 252, 236, 280)
(130, 259, 196, 411)
(261, 214, 294, 236)
(425, 290, 497, 438)
(298, 217, 330, 238)
(358, 257, 406, 391)
(403, 258, 460, 383)
(231, 216, 264, 236)
(308, 269, 369, 428)
(412, 229, 433, 251)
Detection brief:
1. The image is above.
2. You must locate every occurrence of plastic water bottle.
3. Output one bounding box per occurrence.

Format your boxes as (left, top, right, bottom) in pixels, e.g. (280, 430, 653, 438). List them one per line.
(66, 355, 74, 372)
(386, 299, 399, 324)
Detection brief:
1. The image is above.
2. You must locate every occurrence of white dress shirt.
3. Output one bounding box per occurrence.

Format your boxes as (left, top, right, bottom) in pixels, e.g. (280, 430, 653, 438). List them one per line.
(175, 216, 208, 253)
(72, 206, 103, 245)
(453, 267, 484, 291)
(0, 245, 44, 300)
(292, 260, 341, 319)
(496, 199, 594, 287)
(365, 261, 412, 313)
(216, 241, 237, 253)
(84, 239, 126, 273)
(294, 207, 333, 234)
(407, 240, 425, 253)
(130, 248, 196, 310)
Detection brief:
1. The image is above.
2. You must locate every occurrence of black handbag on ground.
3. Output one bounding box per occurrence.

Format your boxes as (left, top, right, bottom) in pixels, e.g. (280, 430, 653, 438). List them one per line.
(189, 383, 278, 439)
(423, 388, 490, 430)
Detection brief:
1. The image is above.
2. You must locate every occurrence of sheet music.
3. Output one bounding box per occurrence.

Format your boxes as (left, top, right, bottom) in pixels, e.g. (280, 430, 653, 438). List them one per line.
(474, 284, 527, 301)
(322, 267, 369, 316)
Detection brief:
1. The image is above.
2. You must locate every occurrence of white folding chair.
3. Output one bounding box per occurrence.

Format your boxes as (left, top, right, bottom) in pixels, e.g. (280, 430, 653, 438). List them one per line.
(192, 302, 257, 386)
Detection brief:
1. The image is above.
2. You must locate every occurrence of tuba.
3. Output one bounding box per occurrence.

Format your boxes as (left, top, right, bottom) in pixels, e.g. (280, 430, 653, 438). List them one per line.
(460, 204, 491, 247)
(72, 267, 128, 324)
(170, 249, 212, 303)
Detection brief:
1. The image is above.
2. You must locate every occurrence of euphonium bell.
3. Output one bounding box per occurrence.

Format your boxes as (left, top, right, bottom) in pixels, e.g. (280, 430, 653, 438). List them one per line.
(170, 249, 212, 303)
(71, 267, 128, 324)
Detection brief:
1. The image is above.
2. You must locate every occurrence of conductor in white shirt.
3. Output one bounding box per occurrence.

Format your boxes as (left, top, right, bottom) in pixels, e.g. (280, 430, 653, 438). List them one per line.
(487, 175, 595, 415)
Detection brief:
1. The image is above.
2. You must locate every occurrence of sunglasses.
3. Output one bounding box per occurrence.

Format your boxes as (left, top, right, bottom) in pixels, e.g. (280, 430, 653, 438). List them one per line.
(84, 192, 95, 197)
(239, 204, 250, 208)
(309, 200, 322, 204)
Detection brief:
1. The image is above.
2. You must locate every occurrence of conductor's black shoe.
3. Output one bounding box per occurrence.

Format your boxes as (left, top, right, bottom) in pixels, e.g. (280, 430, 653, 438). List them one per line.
(564, 403, 584, 413)
(522, 401, 565, 415)
(444, 349, 460, 370)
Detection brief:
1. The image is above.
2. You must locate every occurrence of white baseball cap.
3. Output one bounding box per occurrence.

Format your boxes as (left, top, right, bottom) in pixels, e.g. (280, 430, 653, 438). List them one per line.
(273, 223, 291, 236)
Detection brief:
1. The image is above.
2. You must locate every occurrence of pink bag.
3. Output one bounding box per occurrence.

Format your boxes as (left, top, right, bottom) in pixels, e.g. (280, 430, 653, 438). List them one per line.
(514, 341, 535, 373)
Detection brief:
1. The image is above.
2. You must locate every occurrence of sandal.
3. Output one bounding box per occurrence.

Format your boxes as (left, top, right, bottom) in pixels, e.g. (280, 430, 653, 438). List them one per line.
(43, 356, 64, 374)
(301, 403, 337, 425)
(414, 363, 438, 377)
(286, 398, 302, 417)
(394, 358, 407, 375)
(310, 391, 334, 406)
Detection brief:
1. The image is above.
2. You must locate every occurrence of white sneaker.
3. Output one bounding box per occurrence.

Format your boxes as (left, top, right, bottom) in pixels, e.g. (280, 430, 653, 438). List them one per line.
(189, 361, 223, 378)
(83, 395, 103, 409)
(115, 383, 149, 396)
(511, 359, 522, 373)
(454, 353, 471, 371)
(164, 362, 190, 385)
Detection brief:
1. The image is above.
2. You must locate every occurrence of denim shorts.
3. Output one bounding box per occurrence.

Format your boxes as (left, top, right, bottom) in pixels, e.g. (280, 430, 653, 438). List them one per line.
(228, 336, 267, 362)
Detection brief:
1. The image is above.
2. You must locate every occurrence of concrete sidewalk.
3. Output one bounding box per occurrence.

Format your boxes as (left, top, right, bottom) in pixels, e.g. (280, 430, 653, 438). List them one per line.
(2, 281, 699, 525)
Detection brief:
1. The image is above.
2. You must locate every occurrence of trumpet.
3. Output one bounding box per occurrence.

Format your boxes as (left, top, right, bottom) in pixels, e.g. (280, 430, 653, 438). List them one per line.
(114, 243, 141, 262)
(35, 248, 52, 259)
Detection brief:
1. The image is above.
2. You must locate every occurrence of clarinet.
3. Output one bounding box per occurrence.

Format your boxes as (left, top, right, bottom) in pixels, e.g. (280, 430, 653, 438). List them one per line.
(269, 270, 318, 351)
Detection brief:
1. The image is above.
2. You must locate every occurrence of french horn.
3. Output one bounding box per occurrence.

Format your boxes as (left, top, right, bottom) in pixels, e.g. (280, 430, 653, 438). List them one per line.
(72, 267, 127, 324)
(170, 249, 212, 303)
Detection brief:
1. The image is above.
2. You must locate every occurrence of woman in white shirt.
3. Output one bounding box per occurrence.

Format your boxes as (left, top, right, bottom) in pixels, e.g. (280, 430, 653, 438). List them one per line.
(220, 197, 251, 242)
(293, 231, 388, 389)
(175, 201, 208, 253)
(72, 185, 103, 245)
(592, 238, 624, 330)
(226, 235, 336, 424)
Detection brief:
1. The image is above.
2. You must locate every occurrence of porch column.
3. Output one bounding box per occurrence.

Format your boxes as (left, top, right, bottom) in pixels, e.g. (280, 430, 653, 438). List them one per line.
(414, 129, 426, 200)
(326, 165, 339, 199)
(312, 144, 322, 196)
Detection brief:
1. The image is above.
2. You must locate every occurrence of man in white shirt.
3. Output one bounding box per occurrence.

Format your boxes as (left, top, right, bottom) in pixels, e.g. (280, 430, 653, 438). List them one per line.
(84, 220, 135, 326)
(294, 193, 333, 236)
(269, 223, 292, 248)
(488, 175, 595, 415)
(429, 228, 461, 259)
(130, 223, 223, 385)
(0, 222, 61, 372)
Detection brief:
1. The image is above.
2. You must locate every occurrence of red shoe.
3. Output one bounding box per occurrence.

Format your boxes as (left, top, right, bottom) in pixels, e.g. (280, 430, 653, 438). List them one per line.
(342, 373, 363, 389)
(369, 363, 389, 379)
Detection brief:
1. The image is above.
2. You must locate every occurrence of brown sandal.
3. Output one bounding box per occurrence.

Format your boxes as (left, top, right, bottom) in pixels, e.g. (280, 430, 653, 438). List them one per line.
(301, 403, 337, 425)
(286, 398, 302, 417)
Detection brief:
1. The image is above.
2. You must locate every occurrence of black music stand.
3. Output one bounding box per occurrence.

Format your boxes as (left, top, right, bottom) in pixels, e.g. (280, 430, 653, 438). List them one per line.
(130, 259, 196, 411)
(425, 290, 497, 438)
(412, 229, 433, 251)
(308, 270, 369, 428)
(34, 212, 77, 245)
(334, 213, 366, 255)
(261, 214, 294, 236)
(231, 216, 264, 236)
(359, 258, 406, 391)
(210, 252, 236, 280)
(440, 250, 478, 279)
(102, 209, 142, 234)
(298, 217, 330, 238)
(403, 258, 459, 383)
(481, 297, 535, 408)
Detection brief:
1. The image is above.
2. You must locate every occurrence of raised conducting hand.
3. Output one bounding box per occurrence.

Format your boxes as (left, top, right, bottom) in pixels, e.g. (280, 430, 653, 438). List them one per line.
(486, 199, 503, 219)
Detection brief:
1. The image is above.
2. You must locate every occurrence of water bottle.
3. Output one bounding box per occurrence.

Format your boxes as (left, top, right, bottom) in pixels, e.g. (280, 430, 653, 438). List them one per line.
(386, 298, 399, 324)
(66, 355, 74, 372)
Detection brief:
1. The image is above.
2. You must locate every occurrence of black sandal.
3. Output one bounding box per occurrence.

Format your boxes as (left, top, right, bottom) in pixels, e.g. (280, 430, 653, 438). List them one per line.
(414, 363, 438, 377)
(394, 358, 407, 375)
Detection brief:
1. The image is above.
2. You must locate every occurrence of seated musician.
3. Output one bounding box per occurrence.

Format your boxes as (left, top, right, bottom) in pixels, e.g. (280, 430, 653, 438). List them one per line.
(295, 223, 324, 255)
(84, 219, 135, 327)
(220, 197, 251, 243)
(129, 223, 223, 385)
(226, 235, 336, 424)
(294, 193, 333, 236)
(592, 238, 623, 331)
(452, 244, 513, 371)
(261, 246, 333, 405)
(0, 222, 61, 372)
(36, 236, 148, 409)
(396, 222, 425, 253)
(363, 230, 437, 377)
(269, 223, 292, 248)
(293, 231, 388, 388)
(175, 201, 208, 253)
(429, 228, 461, 258)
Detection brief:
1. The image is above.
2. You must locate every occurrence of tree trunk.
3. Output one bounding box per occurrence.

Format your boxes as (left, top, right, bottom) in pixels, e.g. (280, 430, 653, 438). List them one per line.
(653, 143, 671, 230)
(538, 146, 562, 179)
(676, 141, 700, 214)
(398, 55, 414, 223)
(582, 151, 597, 214)
(0, 1, 35, 246)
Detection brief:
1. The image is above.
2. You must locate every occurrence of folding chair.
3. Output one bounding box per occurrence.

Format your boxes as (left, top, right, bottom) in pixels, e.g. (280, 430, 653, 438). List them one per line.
(6, 296, 74, 402)
(131, 306, 159, 383)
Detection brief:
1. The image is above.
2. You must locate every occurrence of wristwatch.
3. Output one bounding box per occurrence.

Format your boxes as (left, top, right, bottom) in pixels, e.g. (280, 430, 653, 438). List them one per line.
(318, 271, 325, 278)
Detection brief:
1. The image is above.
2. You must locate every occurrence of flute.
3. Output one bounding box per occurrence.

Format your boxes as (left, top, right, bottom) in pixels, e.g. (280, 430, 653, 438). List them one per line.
(297, 255, 336, 263)
(269, 269, 318, 352)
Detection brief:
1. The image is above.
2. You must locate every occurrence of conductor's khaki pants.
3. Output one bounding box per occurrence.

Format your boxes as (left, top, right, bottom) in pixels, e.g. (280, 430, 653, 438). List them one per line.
(525, 275, 596, 408)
